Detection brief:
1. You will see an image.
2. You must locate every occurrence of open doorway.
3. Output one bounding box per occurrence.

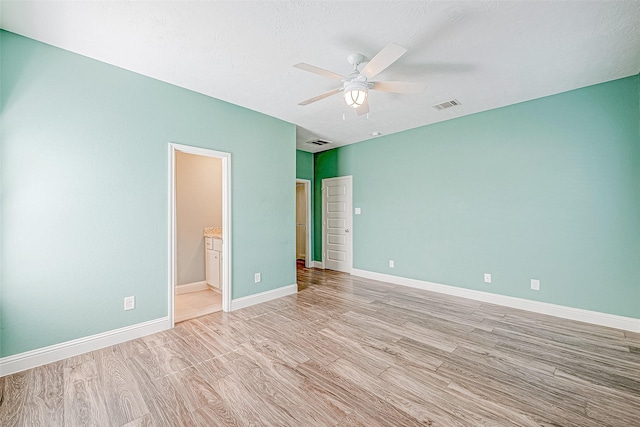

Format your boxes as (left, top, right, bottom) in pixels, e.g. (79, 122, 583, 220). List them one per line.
(296, 179, 312, 268)
(169, 143, 231, 326)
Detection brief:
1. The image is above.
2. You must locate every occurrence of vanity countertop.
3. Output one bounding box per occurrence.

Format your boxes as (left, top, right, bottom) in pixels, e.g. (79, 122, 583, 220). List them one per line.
(204, 227, 222, 238)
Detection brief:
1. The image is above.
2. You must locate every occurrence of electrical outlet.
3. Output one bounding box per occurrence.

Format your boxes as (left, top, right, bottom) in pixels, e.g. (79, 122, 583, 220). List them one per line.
(124, 296, 135, 311)
(484, 273, 492, 283)
(389, 260, 394, 268)
(531, 279, 540, 291)
(355, 207, 361, 215)
(254, 273, 261, 283)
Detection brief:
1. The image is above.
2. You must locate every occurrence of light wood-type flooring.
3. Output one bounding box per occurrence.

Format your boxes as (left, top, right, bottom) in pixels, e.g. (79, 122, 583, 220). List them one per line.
(1, 264, 640, 426)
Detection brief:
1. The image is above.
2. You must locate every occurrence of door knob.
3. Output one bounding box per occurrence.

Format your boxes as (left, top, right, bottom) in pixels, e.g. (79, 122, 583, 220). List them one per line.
(345, 229, 350, 233)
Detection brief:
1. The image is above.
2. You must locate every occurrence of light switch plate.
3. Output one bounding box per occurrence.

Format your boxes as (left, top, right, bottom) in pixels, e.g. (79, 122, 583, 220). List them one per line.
(355, 208, 361, 215)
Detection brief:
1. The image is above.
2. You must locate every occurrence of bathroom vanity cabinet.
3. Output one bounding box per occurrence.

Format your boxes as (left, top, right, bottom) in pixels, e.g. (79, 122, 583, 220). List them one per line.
(205, 236, 222, 289)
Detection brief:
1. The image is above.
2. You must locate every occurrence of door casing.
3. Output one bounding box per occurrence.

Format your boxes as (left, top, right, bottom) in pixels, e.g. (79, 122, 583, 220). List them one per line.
(168, 143, 232, 327)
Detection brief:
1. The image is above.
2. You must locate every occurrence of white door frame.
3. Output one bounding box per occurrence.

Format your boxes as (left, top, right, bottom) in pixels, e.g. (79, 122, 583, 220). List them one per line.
(296, 179, 312, 268)
(168, 143, 232, 327)
(321, 176, 353, 272)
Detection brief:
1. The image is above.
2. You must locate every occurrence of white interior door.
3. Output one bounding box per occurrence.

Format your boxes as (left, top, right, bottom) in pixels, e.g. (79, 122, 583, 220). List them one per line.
(322, 176, 352, 273)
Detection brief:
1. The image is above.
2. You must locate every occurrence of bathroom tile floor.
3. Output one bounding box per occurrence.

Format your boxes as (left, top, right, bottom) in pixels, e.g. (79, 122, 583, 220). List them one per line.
(175, 288, 222, 323)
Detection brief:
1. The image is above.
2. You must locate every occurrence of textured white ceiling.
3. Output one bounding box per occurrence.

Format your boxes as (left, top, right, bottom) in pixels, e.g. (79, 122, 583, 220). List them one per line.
(2, 1, 639, 153)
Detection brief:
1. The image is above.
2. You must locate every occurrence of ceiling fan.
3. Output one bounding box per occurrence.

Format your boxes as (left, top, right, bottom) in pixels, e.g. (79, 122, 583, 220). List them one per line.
(294, 43, 426, 116)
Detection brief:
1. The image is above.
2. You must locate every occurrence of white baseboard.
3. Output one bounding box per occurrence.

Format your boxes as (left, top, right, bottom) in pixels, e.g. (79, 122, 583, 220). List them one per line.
(312, 261, 323, 269)
(351, 269, 640, 333)
(0, 317, 170, 377)
(175, 280, 208, 295)
(230, 284, 297, 311)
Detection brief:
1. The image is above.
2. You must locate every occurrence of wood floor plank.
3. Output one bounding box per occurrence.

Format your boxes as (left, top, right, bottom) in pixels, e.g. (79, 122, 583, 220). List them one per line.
(379, 364, 540, 427)
(213, 373, 277, 426)
(554, 369, 640, 426)
(323, 317, 444, 371)
(435, 361, 601, 427)
(222, 352, 311, 425)
(233, 345, 348, 426)
(0, 362, 64, 427)
(63, 360, 111, 427)
(295, 359, 422, 426)
(167, 366, 223, 413)
(488, 327, 640, 394)
(493, 318, 640, 362)
(63, 352, 94, 370)
(121, 413, 154, 427)
(191, 401, 241, 427)
(245, 335, 309, 368)
(172, 333, 216, 365)
(331, 309, 406, 343)
(0, 370, 30, 426)
(187, 325, 242, 359)
(139, 327, 183, 348)
(327, 356, 472, 426)
(125, 356, 197, 427)
(129, 341, 193, 380)
(94, 349, 149, 425)
(275, 326, 341, 366)
(113, 337, 149, 360)
(18, 361, 64, 427)
(317, 327, 393, 375)
(194, 357, 233, 384)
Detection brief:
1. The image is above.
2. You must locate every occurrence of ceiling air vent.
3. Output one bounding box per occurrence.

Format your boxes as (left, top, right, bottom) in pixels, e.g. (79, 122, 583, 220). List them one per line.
(433, 99, 461, 111)
(306, 139, 332, 146)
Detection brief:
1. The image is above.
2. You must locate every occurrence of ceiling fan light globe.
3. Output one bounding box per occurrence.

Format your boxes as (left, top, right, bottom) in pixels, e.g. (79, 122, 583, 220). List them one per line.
(344, 89, 367, 108)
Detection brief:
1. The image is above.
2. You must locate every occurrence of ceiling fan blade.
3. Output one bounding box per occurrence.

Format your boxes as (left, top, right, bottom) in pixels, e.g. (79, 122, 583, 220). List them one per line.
(294, 63, 345, 81)
(356, 98, 369, 116)
(298, 88, 342, 106)
(361, 43, 407, 79)
(372, 81, 426, 94)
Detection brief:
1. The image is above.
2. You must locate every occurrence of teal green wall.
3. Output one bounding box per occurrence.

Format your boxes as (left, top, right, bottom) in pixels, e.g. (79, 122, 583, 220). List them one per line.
(0, 31, 296, 357)
(296, 150, 314, 260)
(295, 150, 313, 181)
(315, 75, 640, 319)
(313, 149, 337, 261)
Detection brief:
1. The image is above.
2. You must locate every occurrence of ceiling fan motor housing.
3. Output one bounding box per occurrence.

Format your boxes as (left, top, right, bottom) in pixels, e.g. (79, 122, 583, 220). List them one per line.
(343, 79, 368, 107)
